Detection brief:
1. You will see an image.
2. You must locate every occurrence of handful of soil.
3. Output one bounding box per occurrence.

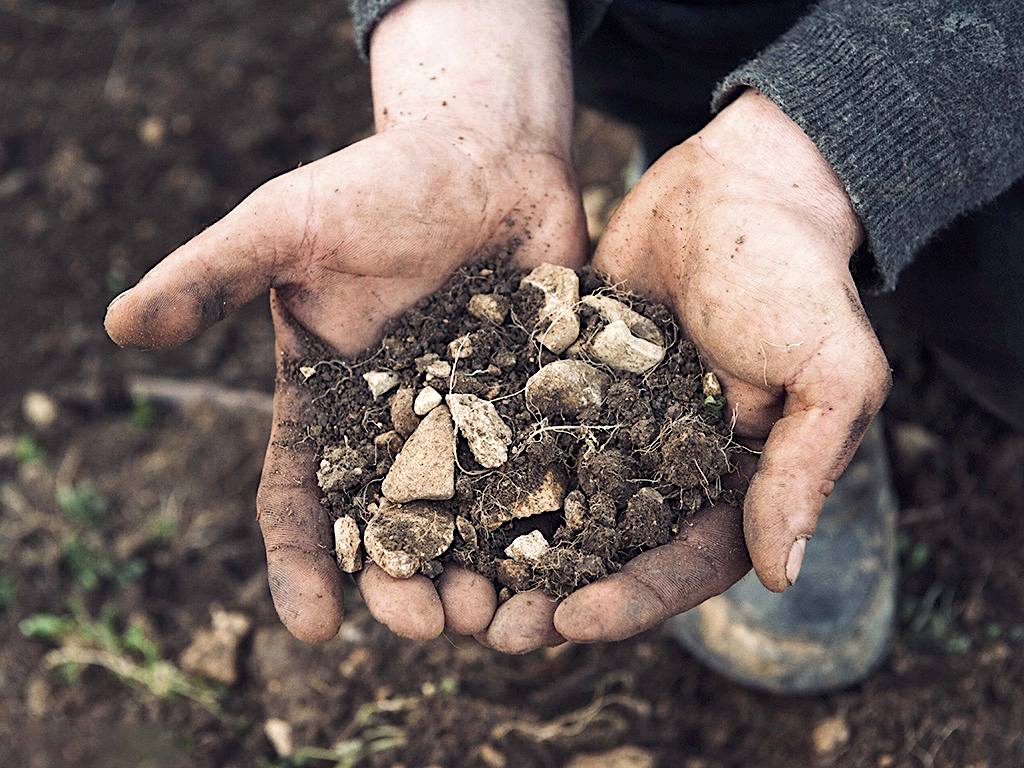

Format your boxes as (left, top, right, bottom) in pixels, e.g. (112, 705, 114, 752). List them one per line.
(292, 256, 740, 599)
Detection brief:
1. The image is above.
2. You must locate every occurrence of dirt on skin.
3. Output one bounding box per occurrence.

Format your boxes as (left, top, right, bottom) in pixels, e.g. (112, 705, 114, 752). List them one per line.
(293, 254, 740, 598)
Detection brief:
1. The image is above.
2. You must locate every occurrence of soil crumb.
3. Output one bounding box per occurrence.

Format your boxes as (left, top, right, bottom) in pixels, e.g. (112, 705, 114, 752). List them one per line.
(291, 252, 741, 598)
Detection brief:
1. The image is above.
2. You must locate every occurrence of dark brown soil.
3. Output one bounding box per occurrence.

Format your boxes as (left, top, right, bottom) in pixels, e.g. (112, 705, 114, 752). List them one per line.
(294, 258, 739, 598)
(3, 4, 1023, 768)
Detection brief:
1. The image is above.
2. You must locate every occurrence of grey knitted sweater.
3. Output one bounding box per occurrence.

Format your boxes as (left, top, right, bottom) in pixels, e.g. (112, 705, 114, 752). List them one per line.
(350, 0, 1024, 290)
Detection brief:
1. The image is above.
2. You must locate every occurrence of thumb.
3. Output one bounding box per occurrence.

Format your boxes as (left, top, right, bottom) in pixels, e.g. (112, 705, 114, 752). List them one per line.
(104, 176, 301, 350)
(744, 343, 891, 592)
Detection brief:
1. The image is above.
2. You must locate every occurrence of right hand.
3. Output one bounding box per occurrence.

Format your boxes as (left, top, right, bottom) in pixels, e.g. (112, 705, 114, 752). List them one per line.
(105, 0, 587, 645)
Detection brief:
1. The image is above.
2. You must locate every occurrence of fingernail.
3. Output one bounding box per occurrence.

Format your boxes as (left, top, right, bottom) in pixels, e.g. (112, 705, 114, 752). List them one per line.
(107, 289, 131, 309)
(786, 537, 808, 585)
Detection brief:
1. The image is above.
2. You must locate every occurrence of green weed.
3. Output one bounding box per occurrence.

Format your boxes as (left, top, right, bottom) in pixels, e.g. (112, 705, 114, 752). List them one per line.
(19, 601, 224, 715)
(57, 481, 109, 528)
(15, 435, 45, 465)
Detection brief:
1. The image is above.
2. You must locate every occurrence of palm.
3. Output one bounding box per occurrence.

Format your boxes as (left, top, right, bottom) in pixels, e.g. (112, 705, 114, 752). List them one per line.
(106, 126, 587, 643)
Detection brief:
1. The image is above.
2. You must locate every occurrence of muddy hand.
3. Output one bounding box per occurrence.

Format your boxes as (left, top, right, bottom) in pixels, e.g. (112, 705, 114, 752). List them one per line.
(556, 90, 891, 642)
(105, 0, 586, 644)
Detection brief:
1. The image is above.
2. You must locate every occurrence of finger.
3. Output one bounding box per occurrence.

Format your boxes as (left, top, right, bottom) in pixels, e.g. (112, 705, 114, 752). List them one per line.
(104, 175, 302, 350)
(477, 590, 564, 654)
(256, 295, 345, 643)
(436, 566, 497, 635)
(357, 562, 445, 640)
(554, 503, 750, 642)
(743, 336, 891, 592)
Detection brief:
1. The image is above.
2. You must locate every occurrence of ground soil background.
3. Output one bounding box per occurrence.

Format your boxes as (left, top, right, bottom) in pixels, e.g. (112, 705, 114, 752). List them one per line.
(1, 2, 1022, 767)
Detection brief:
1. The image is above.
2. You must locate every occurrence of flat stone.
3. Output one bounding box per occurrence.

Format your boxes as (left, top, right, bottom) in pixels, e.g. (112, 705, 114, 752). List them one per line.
(413, 386, 443, 416)
(363, 500, 455, 578)
(589, 319, 665, 373)
(446, 393, 512, 468)
(362, 370, 400, 400)
(520, 262, 580, 354)
(481, 464, 568, 529)
(505, 530, 550, 561)
(467, 293, 509, 325)
(525, 359, 611, 418)
(333, 516, 363, 573)
(426, 360, 452, 380)
(565, 746, 655, 768)
(381, 405, 455, 503)
(581, 294, 664, 346)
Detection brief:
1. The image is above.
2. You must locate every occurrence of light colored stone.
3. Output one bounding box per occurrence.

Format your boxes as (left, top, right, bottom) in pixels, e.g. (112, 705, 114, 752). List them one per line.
(363, 500, 455, 578)
(317, 445, 367, 493)
(264, 719, 294, 758)
(381, 405, 455, 503)
(426, 360, 452, 380)
(520, 262, 580, 353)
(362, 370, 400, 400)
(445, 393, 512, 469)
(388, 387, 419, 437)
(179, 607, 252, 685)
(565, 746, 655, 768)
(482, 465, 568, 529)
(414, 386, 443, 416)
(504, 530, 550, 561)
(589, 319, 665, 373)
(448, 334, 475, 361)
(581, 294, 663, 345)
(525, 359, 611, 418)
(334, 516, 363, 573)
(812, 715, 850, 754)
(22, 391, 58, 429)
(467, 293, 509, 324)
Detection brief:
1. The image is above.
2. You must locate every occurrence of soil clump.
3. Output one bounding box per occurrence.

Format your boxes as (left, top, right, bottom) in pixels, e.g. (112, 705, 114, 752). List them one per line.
(292, 253, 740, 598)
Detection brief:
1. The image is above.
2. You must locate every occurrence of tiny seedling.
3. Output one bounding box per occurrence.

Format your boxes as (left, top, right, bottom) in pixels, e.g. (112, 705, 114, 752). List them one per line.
(15, 435, 45, 465)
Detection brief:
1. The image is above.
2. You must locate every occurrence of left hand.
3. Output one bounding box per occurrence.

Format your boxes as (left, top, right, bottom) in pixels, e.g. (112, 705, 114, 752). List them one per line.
(552, 90, 892, 643)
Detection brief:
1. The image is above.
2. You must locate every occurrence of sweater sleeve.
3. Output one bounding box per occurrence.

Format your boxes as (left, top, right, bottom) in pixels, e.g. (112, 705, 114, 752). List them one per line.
(348, 0, 611, 59)
(713, 1, 1024, 290)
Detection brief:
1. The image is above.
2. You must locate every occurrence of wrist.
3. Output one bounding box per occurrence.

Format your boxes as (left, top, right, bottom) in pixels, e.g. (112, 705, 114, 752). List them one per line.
(701, 90, 865, 259)
(368, 0, 574, 160)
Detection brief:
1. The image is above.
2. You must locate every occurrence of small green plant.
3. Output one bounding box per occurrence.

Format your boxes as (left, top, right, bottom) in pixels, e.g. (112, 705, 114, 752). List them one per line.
(57, 481, 109, 528)
(702, 393, 725, 414)
(61, 534, 145, 591)
(130, 393, 156, 429)
(19, 601, 224, 715)
(15, 435, 45, 465)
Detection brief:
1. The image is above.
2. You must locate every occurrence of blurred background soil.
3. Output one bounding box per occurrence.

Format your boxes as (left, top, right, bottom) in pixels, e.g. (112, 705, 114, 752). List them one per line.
(1, 2, 1022, 766)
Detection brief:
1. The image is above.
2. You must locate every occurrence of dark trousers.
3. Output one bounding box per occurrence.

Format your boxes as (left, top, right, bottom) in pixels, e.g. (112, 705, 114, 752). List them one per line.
(575, 0, 1024, 430)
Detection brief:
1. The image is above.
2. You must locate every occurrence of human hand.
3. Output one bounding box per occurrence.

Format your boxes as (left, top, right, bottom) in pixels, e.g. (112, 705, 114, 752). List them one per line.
(105, 0, 586, 644)
(554, 89, 891, 642)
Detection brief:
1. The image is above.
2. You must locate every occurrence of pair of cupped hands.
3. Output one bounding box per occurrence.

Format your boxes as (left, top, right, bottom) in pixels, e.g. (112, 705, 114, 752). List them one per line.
(104, 86, 891, 653)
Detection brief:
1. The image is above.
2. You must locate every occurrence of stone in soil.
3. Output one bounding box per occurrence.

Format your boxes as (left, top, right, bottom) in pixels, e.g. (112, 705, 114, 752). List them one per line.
(294, 255, 740, 598)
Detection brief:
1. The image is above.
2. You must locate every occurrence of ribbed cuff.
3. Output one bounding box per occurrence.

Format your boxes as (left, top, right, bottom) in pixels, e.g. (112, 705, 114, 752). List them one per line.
(714, 1, 1024, 290)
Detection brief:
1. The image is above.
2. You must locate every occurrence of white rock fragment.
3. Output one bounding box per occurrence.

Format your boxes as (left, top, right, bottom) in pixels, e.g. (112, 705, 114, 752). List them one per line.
(426, 360, 452, 380)
(299, 365, 317, 380)
(362, 370, 400, 400)
(264, 719, 294, 758)
(445, 393, 513, 468)
(482, 465, 569, 529)
(589, 320, 666, 373)
(22, 391, 58, 429)
(581, 294, 664, 346)
(413, 386, 443, 416)
(467, 293, 509, 324)
(381, 405, 455, 503)
(448, 334, 475, 360)
(334, 516, 363, 573)
(363, 500, 455, 578)
(505, 530, 550, 561)
(520, 263, 581, 354)
(525, 359, 611, 418)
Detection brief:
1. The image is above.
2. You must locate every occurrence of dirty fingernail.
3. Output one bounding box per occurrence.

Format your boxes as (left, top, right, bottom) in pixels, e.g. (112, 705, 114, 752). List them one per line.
(107, 288, 131, 309)
(786, 537, 808, 585)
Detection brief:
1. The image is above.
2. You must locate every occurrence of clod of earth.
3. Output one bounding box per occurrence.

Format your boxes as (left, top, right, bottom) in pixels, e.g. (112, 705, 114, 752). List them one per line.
(293, 257, 741, 598)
